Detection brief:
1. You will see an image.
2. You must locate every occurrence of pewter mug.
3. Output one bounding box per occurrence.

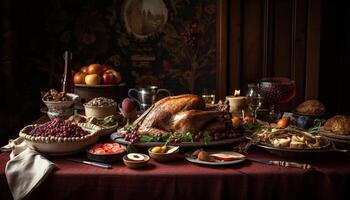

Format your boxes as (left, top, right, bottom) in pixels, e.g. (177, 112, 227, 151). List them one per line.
(128, 86, 171, 112)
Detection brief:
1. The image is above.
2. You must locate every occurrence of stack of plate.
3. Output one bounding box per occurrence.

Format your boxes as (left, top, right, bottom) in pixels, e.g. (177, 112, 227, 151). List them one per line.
(319, 129, 350, 149)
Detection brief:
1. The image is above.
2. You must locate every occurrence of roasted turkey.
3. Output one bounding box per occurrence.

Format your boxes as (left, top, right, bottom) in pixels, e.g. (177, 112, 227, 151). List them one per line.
(132, 94, 233, 136)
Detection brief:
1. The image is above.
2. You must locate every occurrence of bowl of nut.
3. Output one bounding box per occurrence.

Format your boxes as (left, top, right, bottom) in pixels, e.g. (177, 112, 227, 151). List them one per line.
(19, 118, 101, 155)
(41, 89, 79, 120)
(84, 97, 117, 118)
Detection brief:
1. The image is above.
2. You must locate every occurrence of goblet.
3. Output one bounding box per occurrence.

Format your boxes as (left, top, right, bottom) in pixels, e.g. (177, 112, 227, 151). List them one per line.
(258, 77, 296, 121)
(246, 83, 263, 123)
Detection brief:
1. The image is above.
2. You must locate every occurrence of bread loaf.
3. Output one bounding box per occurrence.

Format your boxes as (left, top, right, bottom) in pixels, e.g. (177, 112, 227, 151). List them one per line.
(323, 115, 350, 135)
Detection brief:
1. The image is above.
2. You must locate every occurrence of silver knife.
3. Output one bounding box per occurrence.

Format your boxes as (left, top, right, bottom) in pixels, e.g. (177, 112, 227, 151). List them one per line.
(248, 158, 312, 169)
(65, 158, 112, 169)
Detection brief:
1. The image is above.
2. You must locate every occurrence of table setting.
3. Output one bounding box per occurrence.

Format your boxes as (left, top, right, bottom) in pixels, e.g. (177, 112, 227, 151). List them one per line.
(1, 73, 350, 200)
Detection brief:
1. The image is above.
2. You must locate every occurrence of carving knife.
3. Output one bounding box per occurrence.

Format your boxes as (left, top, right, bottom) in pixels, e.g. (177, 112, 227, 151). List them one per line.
(248, 158, 312, 169)
(65, 158, 112, 169)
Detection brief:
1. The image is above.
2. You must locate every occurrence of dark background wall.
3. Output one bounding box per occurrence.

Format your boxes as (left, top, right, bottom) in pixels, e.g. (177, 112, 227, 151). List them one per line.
(1, 0, 349, 145)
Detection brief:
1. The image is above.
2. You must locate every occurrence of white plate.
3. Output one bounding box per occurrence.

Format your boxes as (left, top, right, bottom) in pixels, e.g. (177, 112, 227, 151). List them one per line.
(185, 151, 246, 166)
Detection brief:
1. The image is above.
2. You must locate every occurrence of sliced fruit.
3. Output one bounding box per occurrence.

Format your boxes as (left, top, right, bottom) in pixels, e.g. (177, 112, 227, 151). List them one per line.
(210, 152, 245, 161)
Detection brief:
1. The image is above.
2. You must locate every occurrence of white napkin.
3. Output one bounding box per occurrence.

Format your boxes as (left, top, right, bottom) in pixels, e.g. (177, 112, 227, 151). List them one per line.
(2, 139, 57, 200)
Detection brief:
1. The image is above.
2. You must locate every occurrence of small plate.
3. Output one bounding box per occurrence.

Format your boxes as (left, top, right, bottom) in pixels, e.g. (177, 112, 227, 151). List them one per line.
(185, 151, 246, 166)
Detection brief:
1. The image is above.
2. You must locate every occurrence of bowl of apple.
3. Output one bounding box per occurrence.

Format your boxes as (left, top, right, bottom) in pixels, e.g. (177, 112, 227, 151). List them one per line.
(73, 64, 125, 104)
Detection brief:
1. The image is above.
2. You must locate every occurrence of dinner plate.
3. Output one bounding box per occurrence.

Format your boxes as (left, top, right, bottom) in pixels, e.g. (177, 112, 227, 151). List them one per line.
(110, 132, 246, 148)
(185, 151, 246, 166)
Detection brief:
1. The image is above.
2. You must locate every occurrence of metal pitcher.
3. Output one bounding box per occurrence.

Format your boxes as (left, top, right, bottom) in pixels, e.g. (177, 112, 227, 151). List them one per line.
(128, 86, 171, 112)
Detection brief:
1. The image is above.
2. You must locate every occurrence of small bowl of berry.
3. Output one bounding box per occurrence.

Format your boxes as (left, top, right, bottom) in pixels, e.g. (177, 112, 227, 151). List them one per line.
(87, 142, 126, 163)
(19, 119, 101, 155)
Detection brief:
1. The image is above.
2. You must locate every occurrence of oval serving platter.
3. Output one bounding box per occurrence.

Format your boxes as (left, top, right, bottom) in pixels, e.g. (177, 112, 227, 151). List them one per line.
(110, 132, 246, 148)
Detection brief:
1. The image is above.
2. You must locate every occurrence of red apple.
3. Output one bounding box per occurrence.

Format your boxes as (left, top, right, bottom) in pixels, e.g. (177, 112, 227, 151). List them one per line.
(122, 98, 137, 113)
(80, 66, 89, 73)
(102, 72, 117, 85)
(73, 72, 87, 84)
(102, 65, 113, 73)
(105, 69, 122, 84)
(88, 64, 102, 75)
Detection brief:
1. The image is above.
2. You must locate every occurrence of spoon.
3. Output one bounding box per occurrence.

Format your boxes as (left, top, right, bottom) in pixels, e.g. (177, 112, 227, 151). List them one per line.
(166, 146, 179, 154)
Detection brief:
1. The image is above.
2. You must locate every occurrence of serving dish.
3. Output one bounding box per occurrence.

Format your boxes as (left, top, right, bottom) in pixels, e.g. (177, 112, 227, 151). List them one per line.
(86, 142, 126, 163)
(111, 132, 246, 148)
(19, 123, 101, 156)
(185, 151, 246, 166)
(247, 128, 348, 157)
(254, 142, 347, 157)
(123, 153, 150, 169)
(148, 146, 179, 162)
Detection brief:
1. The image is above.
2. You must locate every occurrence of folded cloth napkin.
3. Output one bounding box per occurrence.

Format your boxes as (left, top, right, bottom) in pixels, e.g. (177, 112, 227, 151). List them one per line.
(2, 138, 57, 200)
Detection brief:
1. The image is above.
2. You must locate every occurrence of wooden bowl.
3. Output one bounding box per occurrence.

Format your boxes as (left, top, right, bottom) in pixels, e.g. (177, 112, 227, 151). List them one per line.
(148, 146, 179, 162)
(123, 153, 150, 169)
(74, 83, 126, 105)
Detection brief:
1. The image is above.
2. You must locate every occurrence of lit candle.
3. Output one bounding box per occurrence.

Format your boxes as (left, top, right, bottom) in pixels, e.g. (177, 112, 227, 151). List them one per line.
(225, 90, 247, 113)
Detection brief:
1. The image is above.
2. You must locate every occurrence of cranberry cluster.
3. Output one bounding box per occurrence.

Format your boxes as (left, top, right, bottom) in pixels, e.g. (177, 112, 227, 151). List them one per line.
(31, 119, 89, 137)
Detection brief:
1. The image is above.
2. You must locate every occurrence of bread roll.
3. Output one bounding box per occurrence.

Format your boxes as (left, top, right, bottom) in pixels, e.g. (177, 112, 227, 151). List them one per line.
(323, 115, 350, 135)
(296, 100, 326, 115)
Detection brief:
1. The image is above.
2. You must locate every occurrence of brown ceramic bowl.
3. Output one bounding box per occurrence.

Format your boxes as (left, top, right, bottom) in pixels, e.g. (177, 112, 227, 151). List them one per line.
(123, 153, 150, 169)
(148, 146, 179, 162)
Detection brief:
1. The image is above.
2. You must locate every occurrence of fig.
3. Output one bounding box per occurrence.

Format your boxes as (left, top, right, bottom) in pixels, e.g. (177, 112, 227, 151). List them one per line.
(122, 98, 137, 113)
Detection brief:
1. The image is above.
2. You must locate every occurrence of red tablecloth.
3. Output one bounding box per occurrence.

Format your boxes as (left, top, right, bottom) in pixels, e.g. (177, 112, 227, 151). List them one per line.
(1, 148, 350, 200)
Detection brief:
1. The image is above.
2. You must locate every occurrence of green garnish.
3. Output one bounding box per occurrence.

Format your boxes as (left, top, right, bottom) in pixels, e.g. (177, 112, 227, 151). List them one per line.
(126, 144, 136, 153)
(139, 135, 156, 142)
(203, 131, 212, 144)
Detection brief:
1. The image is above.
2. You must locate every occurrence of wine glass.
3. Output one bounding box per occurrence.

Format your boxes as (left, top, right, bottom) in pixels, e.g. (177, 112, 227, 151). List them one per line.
(258, 77, 296, 121)
(246, 83, 263, 123)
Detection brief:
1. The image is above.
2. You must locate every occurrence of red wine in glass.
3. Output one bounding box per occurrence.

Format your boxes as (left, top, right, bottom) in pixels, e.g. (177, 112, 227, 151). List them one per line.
(258, 77, 296, 121)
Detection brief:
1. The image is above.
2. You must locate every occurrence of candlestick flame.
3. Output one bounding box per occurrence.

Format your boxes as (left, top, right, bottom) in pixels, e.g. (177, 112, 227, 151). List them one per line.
(234, 90, 240, 97)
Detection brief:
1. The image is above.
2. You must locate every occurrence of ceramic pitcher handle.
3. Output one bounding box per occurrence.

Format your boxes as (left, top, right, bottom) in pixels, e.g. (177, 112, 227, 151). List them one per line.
(156, 89, 171, 97)
(128, 88, 141, 105)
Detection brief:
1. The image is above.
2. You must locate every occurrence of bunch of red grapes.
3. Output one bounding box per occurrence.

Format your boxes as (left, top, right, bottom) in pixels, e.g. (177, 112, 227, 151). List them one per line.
(121, 130, 141, 144)
(181, 24, 201, 48)
(31, 118, 89, 137)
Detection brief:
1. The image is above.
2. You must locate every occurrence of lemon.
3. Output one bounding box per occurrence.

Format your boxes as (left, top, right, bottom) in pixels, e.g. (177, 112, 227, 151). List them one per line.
(151, 146, 162, 153)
